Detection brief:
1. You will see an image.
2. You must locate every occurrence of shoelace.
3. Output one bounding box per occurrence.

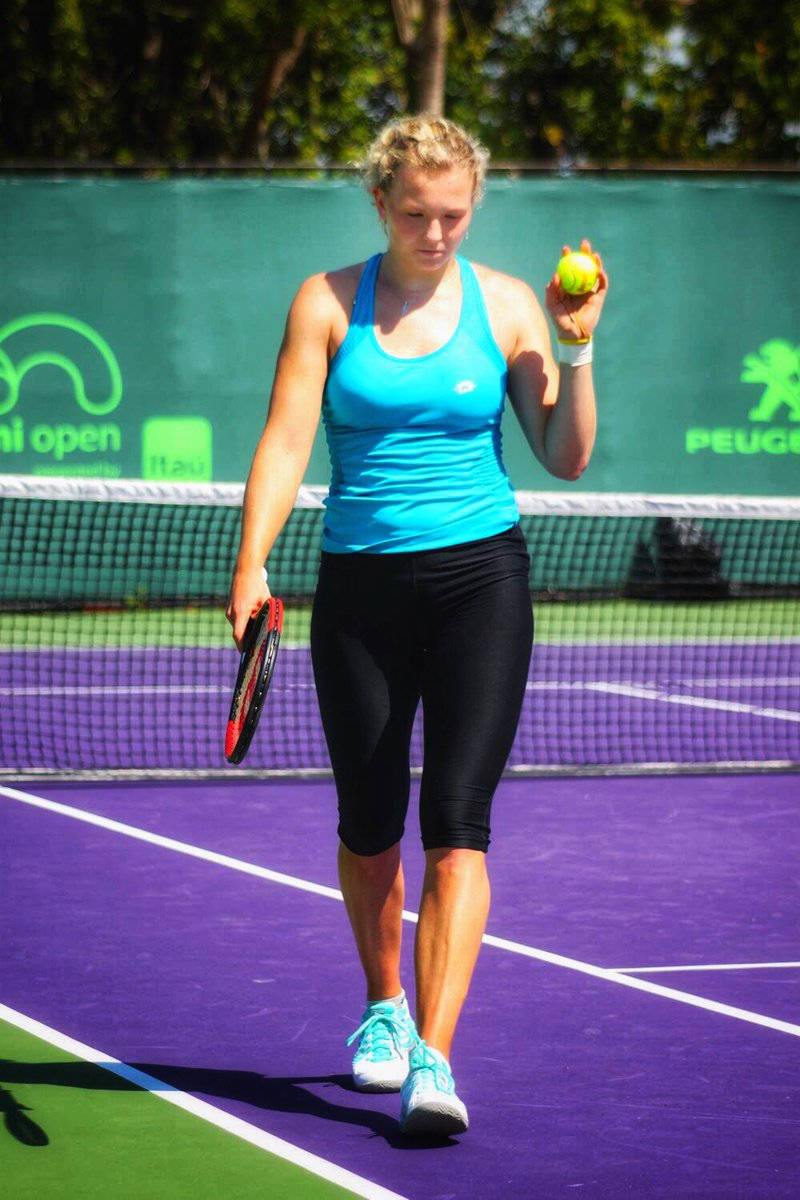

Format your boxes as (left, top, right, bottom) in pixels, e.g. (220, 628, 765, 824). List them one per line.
(346, 1004, 414, 1062)
(408, 1041, 454, 1094)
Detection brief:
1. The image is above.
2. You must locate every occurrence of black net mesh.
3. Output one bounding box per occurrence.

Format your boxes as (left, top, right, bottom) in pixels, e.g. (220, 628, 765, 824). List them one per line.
(1, 477, 798, 777)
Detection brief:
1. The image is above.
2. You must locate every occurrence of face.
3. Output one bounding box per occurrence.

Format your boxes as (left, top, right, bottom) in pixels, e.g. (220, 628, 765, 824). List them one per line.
(374, 164, 474, 272)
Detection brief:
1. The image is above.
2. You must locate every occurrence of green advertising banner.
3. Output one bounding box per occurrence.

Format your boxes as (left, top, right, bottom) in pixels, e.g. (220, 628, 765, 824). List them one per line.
(0, 175, 798, 494)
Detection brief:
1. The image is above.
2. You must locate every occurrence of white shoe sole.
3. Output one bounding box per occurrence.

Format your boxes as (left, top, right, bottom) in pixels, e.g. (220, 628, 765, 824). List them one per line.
(352, 1062, 409, 1092)
(400, 1096, 469, 1136)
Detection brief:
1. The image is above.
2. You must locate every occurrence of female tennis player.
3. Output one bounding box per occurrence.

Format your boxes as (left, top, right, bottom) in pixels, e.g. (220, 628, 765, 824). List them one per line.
(227, 115, 608, 1137)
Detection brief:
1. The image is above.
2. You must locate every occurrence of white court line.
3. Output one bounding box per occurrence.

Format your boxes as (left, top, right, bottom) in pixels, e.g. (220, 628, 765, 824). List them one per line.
(0, 642, 310, 653)
(526, 680, 800, 722)
(3, 784, 800, 1045)
(9, 677, 798, 701)
(614, 961, 800, 975)
(3, 639, 799, 655)
(588, 682, 800, 722)
(685, 678, 800, 689)
(535, 638, 800, 647)
(0, 683, 315, 697)
(0, 1004, 407, 1200)
(0, 685, 229, 697)
(0, 785, 344, 903)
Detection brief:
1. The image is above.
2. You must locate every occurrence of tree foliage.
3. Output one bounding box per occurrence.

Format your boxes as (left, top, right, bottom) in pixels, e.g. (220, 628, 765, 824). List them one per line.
(493, 0, 683, 162)
(492, 0, 800, 163)
(1, 0, 798, 164)
(679, 0, 800, 161)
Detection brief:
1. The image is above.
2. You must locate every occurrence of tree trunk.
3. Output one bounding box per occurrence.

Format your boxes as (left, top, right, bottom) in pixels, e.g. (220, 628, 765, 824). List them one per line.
(414, 0, 449, 114)
(392, 0, 449, 115)
(238, 24, 308, 160)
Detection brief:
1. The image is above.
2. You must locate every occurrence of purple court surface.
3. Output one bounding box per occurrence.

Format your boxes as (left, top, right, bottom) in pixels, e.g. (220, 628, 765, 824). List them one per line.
(3, 772, 799, 1198)
(2, 639, 799, 770)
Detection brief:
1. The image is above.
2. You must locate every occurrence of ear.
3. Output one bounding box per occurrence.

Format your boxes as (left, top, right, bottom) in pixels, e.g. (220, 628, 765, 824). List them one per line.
(373, 188, 387, 225)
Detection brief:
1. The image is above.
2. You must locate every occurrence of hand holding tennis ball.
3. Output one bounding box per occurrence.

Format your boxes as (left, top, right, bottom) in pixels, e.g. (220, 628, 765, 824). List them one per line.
(545, 239, 608, 343)
(556, 250, 599, 295)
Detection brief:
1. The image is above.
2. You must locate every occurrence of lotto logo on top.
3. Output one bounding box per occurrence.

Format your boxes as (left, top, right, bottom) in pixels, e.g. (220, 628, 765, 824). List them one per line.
(0, 312, 124, 476)
(685, 339, 800, 456)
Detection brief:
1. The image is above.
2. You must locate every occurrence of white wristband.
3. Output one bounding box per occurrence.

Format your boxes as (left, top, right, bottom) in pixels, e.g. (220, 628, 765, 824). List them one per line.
(558, 339, 593, 367)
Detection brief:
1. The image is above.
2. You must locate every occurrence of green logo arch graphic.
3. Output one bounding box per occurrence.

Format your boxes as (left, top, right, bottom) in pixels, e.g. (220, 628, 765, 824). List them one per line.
(0, 313, 122, 418)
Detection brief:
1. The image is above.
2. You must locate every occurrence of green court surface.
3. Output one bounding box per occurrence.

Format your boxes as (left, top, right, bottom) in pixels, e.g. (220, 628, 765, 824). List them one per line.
(1, 599, 797, 649)
(1, 1019, 366, 1200)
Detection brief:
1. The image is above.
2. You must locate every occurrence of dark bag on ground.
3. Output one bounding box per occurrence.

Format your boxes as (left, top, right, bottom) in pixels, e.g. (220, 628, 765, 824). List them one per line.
(626, 517, 731, 600)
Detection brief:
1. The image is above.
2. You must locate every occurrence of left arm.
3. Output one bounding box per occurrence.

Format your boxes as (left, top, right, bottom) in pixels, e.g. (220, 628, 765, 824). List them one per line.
(505, 240, 609, 481)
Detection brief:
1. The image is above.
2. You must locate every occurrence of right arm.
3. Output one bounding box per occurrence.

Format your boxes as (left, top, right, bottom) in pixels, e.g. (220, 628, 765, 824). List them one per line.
(226, 274, 332, 648)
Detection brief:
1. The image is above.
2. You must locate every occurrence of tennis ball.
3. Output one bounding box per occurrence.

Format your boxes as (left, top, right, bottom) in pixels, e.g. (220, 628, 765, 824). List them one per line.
(556, 251, 599, 295)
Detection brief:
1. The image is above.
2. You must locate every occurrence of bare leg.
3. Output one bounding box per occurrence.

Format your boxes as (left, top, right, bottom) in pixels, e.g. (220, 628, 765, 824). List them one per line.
(338, 841, 405, 1001)
(414, 847, 491, 1060)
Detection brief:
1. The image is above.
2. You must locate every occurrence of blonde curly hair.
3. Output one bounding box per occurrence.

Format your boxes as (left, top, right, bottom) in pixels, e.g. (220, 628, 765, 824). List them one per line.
(361, 115, 489, 203)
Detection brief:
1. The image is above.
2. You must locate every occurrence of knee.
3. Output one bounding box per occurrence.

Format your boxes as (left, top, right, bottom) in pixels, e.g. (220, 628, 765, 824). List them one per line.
(339, 817, 405, 858)
(420, 790, 492, 853)
(423, 847, 489, 897)
(339, 839, 401, 880)
(426, 846, 487, 877)
(337, 771, 410, 857)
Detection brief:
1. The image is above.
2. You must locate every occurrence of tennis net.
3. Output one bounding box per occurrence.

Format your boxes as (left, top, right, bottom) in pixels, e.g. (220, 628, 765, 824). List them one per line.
(1, 475, 798, 778)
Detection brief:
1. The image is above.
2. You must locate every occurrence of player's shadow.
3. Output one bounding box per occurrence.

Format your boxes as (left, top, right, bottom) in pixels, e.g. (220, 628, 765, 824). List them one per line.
(0, 1060, 458, 1150)
(0, 1083, 49, 1147)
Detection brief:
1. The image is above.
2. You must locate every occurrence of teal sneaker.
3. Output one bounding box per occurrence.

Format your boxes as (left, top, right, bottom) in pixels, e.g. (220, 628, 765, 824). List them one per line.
(346, 994, 419, 1092)
(400, 1041, 469, 1136)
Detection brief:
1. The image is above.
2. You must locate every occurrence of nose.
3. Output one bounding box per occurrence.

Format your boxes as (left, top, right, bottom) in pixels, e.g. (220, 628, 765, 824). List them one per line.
(424, 219, 443, 243)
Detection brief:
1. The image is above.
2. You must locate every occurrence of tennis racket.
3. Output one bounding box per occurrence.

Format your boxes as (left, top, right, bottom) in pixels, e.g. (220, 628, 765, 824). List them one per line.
(225, 596, 283, 764)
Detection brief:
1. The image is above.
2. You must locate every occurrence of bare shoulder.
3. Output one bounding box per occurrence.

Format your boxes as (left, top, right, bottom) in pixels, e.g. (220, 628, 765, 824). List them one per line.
(471, 261, 541, 315)
(292, 263, 363, 316)
(469, 260, 547, 357)
(288, 263, 366, 356)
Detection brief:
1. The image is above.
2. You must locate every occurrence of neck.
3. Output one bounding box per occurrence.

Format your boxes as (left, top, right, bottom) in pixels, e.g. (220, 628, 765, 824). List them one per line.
(379, 249, 459, 296)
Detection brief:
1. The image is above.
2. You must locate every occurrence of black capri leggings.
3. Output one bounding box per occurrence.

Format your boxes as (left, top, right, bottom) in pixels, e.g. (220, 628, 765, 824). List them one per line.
(310, 523, 533, 856)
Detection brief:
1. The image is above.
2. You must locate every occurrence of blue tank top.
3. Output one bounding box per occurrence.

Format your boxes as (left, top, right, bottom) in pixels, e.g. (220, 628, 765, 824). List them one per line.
(321, 253, 518, 553)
